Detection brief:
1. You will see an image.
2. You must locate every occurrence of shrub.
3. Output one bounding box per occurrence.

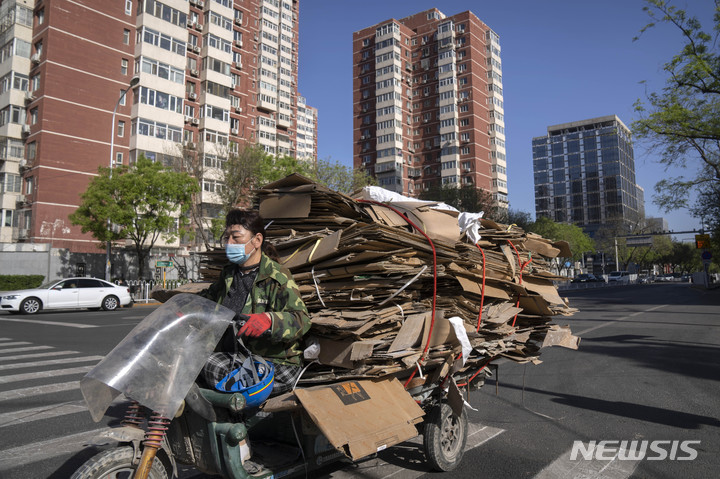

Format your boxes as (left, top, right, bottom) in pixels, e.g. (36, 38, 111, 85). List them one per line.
(0, 275, 46, 291)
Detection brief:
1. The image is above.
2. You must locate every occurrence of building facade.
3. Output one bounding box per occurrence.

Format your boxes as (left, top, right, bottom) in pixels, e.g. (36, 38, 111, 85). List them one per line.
(352, 8, 508, 205)
(296, 95, 316, 160)
(532, 115, 644, 236)
(0, 0, 315, 261)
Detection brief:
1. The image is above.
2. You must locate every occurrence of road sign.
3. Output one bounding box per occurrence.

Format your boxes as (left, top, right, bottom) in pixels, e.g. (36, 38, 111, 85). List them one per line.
(156, 260, 173, 267)
(701, 250, 712, 262)
(695, 234, 711, 249)
(626, 235, 653, 247)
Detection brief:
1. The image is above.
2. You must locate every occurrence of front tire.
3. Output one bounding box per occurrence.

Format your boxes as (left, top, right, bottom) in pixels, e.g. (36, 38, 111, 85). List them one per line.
(102, 295, 119, 311)
(423, 402, 468, 471)
(20, 297, 42, 315)
(70, 446, 169, 479)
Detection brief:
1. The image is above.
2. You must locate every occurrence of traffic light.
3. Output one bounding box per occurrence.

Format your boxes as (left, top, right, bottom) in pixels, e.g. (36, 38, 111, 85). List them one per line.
(695, 234, 711, 249)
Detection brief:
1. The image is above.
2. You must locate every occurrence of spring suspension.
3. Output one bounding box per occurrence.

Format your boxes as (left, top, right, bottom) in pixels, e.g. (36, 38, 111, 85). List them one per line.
(121, 401, 145, 428)
(143, 413, 171, 449)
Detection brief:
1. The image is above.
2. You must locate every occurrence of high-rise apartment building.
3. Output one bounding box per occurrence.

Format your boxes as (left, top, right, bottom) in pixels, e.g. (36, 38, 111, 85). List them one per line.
(296, 95, 316, 160)
(532, 115, 644, 236)
(1, 0, 314, 261)
(352, 8, 507, 205)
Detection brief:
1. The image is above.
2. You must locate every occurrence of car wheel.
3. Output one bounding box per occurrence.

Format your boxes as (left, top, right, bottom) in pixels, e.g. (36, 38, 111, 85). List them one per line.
(102, 296, 119, 311)
(20, 297, 42, 315)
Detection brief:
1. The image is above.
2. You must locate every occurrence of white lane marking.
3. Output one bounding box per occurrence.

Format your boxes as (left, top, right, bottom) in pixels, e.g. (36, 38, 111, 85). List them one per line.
(0, 355, 102, 371)
(0, 365, 94, 384)
(0, 427, 111, 470)
(0, 400, 88, 428)
(0, 381, 80, 402)
(0, 346, 53, 354)
(0, 350, 79, 362)
(0, 342, 32, 348)
(0, 317, 97, 328)
(575, 304, 668, 336)
(533, 445, 641, 479)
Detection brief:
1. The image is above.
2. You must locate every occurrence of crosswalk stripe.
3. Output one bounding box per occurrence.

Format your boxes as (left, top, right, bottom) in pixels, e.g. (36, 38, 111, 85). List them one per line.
(0, 345, 53, 354)
(533, 445, 641, 479)
(0, 342, 32, 348)
(0, 400, 88, 428)
(0, 355, 102, 371)
(0, 427, 110, 470)
(0, 338, 12, 341)
(0, 382, 80, 402)
(0, 350, 79, 362)
(0, 317, 98, 328)
(0, 366, 94, 385)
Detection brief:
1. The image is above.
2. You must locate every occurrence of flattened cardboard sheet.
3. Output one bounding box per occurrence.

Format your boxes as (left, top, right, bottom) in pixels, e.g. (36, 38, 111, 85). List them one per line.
(295, 378, 424, 460)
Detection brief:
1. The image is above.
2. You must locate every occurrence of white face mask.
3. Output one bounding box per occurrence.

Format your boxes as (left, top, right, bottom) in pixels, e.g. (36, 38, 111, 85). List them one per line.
(225, 241, 256, 265)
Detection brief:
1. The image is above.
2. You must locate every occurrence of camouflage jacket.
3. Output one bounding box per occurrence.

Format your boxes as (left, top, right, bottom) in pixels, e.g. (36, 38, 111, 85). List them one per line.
(200, 253, 310, 365)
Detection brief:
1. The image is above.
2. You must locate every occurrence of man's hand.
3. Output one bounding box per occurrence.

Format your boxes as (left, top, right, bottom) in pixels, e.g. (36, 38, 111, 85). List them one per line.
(237, 313, 272, 338)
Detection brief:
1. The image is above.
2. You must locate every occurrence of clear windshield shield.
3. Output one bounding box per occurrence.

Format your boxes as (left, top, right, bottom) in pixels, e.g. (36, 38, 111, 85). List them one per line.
(80, 294, 234, 422)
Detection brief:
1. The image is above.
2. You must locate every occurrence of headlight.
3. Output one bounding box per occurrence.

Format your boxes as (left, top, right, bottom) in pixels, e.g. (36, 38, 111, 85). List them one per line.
(2, 295, 18, 300)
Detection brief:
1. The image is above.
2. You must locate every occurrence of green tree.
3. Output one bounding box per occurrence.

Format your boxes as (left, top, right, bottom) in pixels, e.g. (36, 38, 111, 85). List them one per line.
(419, 184, 497, 214)
(70, 155, 198, 279)
(302, 158, 376, 194)
(527, 216, 595, 262)
(632, 0, 720, 212)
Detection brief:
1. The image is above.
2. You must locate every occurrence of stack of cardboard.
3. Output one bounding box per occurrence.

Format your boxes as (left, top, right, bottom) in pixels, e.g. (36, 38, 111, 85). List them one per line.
(198, 174, 578, 386)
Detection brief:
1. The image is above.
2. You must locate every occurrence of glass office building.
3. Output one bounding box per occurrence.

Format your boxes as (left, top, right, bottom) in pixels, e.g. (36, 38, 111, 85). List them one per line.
(532, 115, 643, 237)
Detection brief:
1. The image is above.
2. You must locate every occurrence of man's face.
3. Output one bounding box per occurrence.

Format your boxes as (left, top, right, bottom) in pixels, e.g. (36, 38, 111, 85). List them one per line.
(223, 225, 261, 249)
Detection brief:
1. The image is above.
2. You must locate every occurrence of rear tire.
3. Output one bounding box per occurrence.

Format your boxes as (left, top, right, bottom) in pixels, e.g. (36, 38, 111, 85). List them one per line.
(20, 297, 42, 315)
(102, 295, 119, 311)
(70, 446, 170, 479)
(423, 402, 468, 471)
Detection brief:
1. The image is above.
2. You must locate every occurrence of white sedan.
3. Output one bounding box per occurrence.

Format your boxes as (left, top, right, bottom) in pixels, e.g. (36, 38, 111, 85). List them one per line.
(0, 277, 133, 314)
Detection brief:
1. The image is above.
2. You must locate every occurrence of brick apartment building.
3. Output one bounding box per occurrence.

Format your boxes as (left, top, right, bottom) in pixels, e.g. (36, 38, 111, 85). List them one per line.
(0, 0, 315, 265)
(352, 8, 507, 205)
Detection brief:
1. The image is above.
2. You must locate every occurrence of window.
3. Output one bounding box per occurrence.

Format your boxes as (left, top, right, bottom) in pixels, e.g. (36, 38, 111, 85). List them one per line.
(119, 89, 127, 106)
(25, 176, 34, 194)
(125, 0, 132, 15)
(37, 9, 44, 25)
(123, 29, 131, 45)
(27, 141, 36, 160)
(121, 58, 128, 75)
(30, 108, 38, 125)
(3, 209, 12, 227)
(118, 121, 125, 137)
(31, 74, 40, 91)
(115, 152, 123, 165)
(34, 41, 42, 56)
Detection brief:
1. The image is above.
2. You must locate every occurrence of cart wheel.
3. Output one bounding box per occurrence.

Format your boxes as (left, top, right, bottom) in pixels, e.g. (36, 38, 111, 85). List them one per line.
(423, 402, 468, 471)
(70, 446, 170, 479)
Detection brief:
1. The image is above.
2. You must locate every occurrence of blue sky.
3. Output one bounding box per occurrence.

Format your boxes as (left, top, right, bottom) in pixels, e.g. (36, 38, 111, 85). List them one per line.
(297, 0, 712, 239)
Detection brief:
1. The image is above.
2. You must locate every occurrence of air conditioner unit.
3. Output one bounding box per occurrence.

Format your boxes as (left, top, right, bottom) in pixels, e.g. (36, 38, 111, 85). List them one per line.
(188, 92, 197, 100)
(186, 142, 196, 149)
(231, 128, 239, 135)
(191, 118, 199, 126)
(194, 22, 202, 31)
(234, 17, 242, 25)
(193, 46, 200, 54)
(31, 53, 40, 63)
(184, 116, 192, 123)
(22, 125, 31, 134)
(16, 194, 26, 204)
(17, 228, 29, 239)
(25, 91, 35, 101)
(190, 0, 198, 5)
(234, 40, 243, 48)
(235, 106, 243, 113)
(197, 0, 204, 7)
(234, 62, 242, 70)
(190, 69, 199, 77)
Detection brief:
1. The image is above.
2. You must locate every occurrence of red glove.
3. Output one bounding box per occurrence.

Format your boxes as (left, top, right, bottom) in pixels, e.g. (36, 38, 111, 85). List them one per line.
(237, 313, 272, 338)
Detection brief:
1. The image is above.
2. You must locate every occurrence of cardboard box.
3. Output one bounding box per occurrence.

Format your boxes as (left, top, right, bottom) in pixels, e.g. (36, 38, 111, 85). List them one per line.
(294, 377, 424, 460)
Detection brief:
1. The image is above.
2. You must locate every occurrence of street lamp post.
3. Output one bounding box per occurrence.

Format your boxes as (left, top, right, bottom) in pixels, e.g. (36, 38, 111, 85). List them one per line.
(106, 76, 140, 281)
